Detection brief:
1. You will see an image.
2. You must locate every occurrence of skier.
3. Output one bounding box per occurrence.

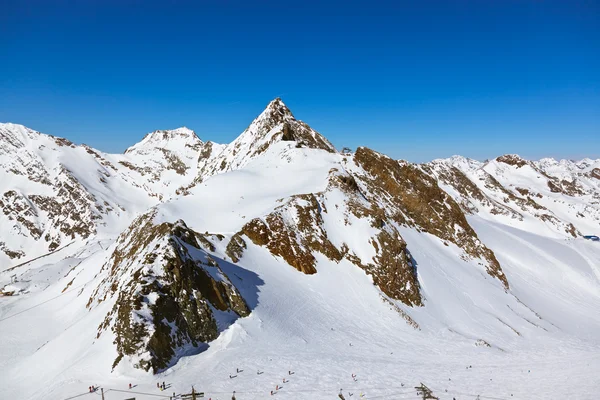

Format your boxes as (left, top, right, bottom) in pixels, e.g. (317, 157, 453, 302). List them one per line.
(232, 390, 236, 400)
(129, 383, 132, 389)
(157, 383, 160, 389)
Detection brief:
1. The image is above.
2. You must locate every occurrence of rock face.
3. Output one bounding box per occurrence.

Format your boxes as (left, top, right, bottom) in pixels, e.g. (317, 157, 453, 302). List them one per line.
(89, 211, 248, 373)
(239, 193, 342, 275)
(326, 168, 423, 305)
(228, 166, 423, 306)
(348, 148, 508, 290)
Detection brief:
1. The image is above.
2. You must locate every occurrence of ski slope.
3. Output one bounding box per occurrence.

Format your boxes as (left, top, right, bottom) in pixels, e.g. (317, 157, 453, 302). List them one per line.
(1, 163, 599, 399)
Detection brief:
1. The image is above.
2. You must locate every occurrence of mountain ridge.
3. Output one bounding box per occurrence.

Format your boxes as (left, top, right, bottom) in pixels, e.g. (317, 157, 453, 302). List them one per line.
(1, 101, 599, 400)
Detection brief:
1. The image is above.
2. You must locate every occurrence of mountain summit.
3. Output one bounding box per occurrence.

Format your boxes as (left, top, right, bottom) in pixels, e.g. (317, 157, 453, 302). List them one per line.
(196, 98, 336, 179)
(252, 97, 336, 153)
(125, 127, 203, 155)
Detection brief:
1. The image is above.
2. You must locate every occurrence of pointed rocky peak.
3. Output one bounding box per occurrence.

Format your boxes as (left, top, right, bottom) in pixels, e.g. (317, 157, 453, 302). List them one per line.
(233, 98, 336, 154)
(125, 127, 203, 154)
(195, 98, 336, 180)
(259, 97, 295, 122)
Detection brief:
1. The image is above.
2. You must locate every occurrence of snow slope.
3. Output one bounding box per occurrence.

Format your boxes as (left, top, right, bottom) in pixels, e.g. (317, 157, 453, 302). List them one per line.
(1, 100, 599, 399)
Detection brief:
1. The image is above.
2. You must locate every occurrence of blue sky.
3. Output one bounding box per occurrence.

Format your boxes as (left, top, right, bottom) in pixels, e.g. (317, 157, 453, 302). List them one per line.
(1, 0, 598, 162)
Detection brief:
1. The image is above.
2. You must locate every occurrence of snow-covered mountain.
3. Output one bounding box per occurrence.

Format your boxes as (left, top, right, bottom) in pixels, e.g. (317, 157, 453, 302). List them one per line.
(425, 154, 600, 238)
(1, 100, 599, 400)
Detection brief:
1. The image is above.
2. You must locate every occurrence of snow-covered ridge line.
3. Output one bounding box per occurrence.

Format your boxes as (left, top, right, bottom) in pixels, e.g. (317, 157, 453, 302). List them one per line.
(1, 100, 600, 399)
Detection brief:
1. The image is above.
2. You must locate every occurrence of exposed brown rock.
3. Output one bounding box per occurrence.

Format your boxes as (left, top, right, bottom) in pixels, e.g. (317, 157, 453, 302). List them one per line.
(0, 242, 25, 259)
(496, 154, 527, 168)
(159, 148, 188, 175)
(353, 147, 508, 289)
(547, 178, 584, 197)
(240, 194, 341, 274)
(225, 232, 247, 263)
(230, 168, 423, 307)
(51, 136, 75, 148)
(91, 213, 249, 373)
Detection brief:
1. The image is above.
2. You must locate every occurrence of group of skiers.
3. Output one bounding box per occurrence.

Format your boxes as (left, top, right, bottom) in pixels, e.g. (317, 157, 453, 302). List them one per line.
(86, 365, 522, 399)
(269, 370, 296, 395)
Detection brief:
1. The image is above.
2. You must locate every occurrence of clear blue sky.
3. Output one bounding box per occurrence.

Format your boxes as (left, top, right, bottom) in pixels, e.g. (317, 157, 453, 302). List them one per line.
(1, 0, 598, 162)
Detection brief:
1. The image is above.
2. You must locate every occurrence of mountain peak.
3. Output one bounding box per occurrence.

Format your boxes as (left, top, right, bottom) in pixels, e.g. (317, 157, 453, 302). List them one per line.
(252, 97, 295, 128)
(193, 98, 336, 180)
(266, 97, 291, 112)
(241, 98, 335, 151)
(125, 127, 203, 154)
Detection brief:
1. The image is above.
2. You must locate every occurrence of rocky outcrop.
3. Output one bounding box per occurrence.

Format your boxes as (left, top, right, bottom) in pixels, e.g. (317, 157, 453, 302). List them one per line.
(496, 154, 528, 168)
(240, 194, 342, 275)
(228, 168, 422, 306)
(423, 162, 523, 219)
(327, 170, 422, 306)
(351, 147, 508, 290)
(89, 211, 249, 373)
